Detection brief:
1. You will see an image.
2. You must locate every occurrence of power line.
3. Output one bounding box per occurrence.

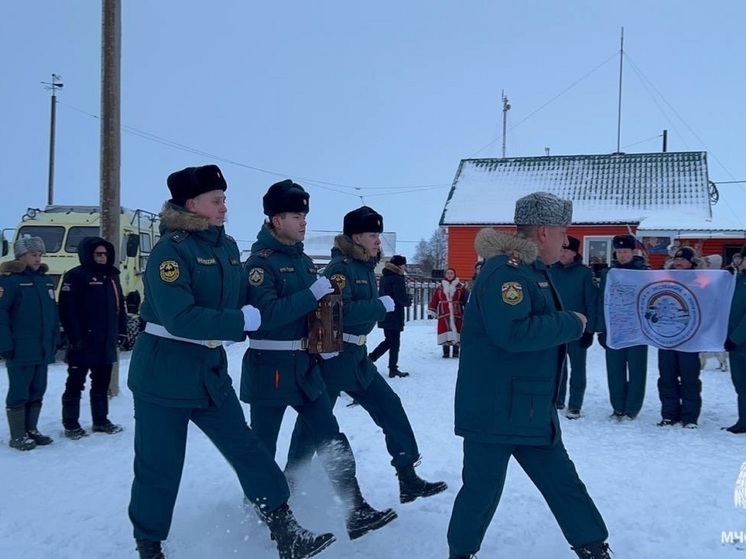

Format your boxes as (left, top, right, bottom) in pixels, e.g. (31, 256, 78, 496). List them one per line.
(472, 51, 620, 157)
(57, 101, 452, 195)
(623, 53, 737, 181)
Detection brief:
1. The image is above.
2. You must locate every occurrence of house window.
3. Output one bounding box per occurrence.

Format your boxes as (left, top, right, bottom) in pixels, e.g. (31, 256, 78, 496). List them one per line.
(584, 236, 613, 267)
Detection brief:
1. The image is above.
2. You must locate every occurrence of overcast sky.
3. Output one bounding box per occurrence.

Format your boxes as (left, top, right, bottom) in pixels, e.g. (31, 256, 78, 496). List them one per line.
(3, 1, 745, 257)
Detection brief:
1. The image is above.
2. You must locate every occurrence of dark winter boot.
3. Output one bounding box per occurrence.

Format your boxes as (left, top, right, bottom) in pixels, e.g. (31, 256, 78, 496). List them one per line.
(91, 394, 123, 434)
(388, 368, 410, 378)
(62, 395, 87, 437)
(571, 540, 612, 558)
(6, 406, 36, 451)
(452, 345, 459, 358)
(346, 484, 398, 540)
(25, 402, 53, 445)
(135, 539, 165, 559)
(442, 345, 451, 358)
(396, 464, 448, 503)
(265, 503, 336, 559)
(449, 554, 476, 559)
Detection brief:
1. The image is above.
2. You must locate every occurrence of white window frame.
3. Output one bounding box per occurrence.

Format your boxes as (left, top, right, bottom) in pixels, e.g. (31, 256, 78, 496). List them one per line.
(583, 235, 614, 267)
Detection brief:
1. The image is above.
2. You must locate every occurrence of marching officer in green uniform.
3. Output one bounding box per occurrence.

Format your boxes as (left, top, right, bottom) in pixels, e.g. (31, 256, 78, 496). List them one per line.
(127, 166, 335, 559)
(447, 192, 610, 559)
(285, 206, 447, 504)
(724, 245, 746, 434)
(241, 181, 397, 541)
(548, 235, 598, 419)
(0, 236, 58, 451)
(597, 234, 650, 420)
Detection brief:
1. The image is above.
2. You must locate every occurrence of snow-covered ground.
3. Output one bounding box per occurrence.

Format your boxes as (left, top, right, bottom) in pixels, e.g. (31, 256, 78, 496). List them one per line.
(1, 319, 745, 559)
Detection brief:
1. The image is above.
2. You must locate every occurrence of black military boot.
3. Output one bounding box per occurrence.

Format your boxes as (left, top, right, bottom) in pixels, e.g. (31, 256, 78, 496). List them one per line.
(91, 394, 123, 434)
(265, 503, 336, 559)
(388, 368, 410, 378)
(6, 406, 36, 451)
(346, 484, 398, 540)
(135, 539, 164, 559)
(571, 540, 612, 558)
(25, 402, 53, 445)
(62, 396, 89, 440)
(396, 464, 448, 503)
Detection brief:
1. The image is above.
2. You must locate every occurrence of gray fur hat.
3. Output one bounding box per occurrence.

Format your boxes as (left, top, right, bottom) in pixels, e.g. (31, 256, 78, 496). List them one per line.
(513, 192, 573, 227)
(14, 236, 46, 258)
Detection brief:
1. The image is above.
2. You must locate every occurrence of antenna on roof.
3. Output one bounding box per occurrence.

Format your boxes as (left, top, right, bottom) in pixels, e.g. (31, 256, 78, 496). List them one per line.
(615, 27, 624, 154)
(501, 90, 511, 158)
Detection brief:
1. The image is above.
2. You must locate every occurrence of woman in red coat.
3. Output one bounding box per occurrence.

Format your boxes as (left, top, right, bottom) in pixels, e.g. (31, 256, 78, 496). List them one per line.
(428, 268, 468, 357)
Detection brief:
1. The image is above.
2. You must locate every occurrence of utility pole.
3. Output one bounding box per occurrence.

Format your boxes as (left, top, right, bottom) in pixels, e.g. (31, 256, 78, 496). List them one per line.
(42, 74, 64, 206)
(501, 90, 511, 158)
(101, 0, 122, 396)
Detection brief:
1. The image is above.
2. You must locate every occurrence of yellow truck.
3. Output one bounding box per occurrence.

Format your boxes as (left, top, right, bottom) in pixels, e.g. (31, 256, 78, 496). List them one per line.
(0, 205, 160, 350)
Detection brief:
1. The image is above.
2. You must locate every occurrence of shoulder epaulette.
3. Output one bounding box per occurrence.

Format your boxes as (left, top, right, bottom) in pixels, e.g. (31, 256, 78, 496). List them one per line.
(255, 249, 274, 259)
(168, 230, 189, 243)
(506, 251, 521, 268)
(225, 234, 236, 244)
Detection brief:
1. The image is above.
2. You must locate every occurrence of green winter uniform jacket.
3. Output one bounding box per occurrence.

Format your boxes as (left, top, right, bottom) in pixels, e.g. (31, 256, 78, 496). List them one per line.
(322, 235, 387, 393)
(0, 261, 59, 365)
(127, 203, 247, 408)
(240, 224, 324, 406)
(548, 256, 599, 332)
(454, 230, 584, 446)
(728, 271, 746, 353)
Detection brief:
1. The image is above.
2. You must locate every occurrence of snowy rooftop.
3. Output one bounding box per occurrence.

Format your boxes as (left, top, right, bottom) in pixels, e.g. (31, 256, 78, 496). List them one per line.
(440, 151, 713, 227)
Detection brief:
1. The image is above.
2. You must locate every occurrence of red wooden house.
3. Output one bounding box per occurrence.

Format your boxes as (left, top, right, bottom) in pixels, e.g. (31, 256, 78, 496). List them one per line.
(439, 151, 746, 277)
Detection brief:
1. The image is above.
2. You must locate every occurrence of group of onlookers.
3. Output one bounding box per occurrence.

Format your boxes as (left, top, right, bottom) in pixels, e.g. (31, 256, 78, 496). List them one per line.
(0, 234, 125, 451)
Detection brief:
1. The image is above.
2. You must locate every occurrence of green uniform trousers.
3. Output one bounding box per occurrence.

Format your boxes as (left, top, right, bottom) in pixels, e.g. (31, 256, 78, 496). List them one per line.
(447, 438, 608, 556)
(285, 372, 420, 472)
(558, 340, 588, 411)
(605, 345, 648, 417)
(128, 393, 290, 542)
(5, 364, 48, 408)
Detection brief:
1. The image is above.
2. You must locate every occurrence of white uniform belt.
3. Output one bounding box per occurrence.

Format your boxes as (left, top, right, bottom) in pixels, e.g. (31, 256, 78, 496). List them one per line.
(342, 333, 367, 346)
(144, 323, 223, 349)
(250, 338, 308, 351)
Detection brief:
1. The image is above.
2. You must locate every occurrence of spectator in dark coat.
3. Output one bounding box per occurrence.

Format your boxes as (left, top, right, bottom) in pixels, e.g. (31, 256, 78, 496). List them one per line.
(58, 236, 127, 439)
(369, 255, 413, 378)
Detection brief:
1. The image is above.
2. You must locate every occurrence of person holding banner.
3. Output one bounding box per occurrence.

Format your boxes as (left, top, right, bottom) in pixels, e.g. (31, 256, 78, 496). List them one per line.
(448, 192, 610, 559)
(656, 247, 705, 428)
(597, 234, 650, 421)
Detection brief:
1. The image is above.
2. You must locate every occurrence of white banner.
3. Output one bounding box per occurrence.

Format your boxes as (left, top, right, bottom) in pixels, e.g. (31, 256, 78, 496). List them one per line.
(604, 269, 736, 351)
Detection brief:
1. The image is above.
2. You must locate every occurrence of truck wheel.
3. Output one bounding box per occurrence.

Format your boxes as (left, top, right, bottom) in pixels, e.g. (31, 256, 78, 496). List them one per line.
(121, 315, 142, 351)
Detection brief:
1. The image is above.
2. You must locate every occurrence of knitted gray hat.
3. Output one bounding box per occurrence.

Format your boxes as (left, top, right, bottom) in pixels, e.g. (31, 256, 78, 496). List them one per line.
(14, 236, 46, 258)
(513, 192, 573, 227)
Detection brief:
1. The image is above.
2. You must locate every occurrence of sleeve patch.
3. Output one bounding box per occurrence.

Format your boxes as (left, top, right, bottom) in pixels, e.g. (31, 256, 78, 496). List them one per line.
(248, 267, 265, 286)
(159, 261, 180, 283)
(330, 274, 346, 291)
(501, 281, 523, 305)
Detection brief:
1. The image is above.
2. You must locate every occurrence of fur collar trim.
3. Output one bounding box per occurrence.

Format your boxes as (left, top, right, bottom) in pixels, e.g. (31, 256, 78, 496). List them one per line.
(475, 229, 538, 264)
(0, 261, 48, 275)
(159, 201, 209, 232)
(334, 234, 369, 261)
(384, 262, 404, 275)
